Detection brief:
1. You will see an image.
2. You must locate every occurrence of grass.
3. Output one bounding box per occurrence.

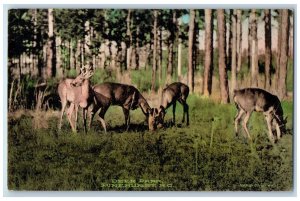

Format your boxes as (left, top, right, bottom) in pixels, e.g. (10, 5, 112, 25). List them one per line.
(7, 95, 293, 191)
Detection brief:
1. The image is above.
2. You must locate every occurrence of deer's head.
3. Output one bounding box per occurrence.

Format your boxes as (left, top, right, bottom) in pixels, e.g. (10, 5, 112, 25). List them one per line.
(156, 105, 166, 128)
(147, 106, 166, 130)
(71, 64, 94, 87)
(147, 108, 157, 131)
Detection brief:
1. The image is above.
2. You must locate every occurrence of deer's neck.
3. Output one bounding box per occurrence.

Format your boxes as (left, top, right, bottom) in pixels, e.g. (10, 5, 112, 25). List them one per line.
(139, 95, 151, 116)
(79, 79, 90, 108)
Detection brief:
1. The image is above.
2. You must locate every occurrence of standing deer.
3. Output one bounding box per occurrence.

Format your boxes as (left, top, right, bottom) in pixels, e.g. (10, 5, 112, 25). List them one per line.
(153, 82, 189, 128)
(90, 82, 155, 132)
(234, 88, 287, 143)
(57, 65, 94, 133)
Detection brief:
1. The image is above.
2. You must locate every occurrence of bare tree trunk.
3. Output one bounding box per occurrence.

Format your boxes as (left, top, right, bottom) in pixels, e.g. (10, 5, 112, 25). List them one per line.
(166, 10, 176, 84)
(151, 10, 158, 92)
(188, 9, 195, 92)
(227, 10, 233, 69)
(70, 39, 75, 71)
(177, 18, 182, 80)
(56, 36, 63, 78)
(274, 10, 282, 90)
(217, 9, 230, 104)
(32, 9, 38, 77)
(289, 13, 293, 58)
(250, 9, 258, 87)
(158, 25, 162, 82)
(237, 9, 242, 73)
(126, 9, 132, 70)
(231, 10, 237, 94)
(135, 24, 140, 70)
(46, 8, 56, 78)
(264, 9, 272, 90)
(203, 9, 214, 97)
(278, 9, 290, 99)
(84, 20, 91, 65)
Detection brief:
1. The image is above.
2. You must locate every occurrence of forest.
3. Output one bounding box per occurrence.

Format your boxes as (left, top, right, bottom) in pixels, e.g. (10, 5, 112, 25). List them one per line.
(7, 9, 294, 191)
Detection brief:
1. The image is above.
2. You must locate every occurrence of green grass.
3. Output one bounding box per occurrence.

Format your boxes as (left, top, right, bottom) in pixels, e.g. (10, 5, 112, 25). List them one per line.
(8, 96, 293, 191)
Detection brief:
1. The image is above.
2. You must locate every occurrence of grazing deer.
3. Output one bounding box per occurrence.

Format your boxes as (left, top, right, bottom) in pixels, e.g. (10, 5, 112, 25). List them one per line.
(57, 65, 94, 133)
(90, 82, 155, 132)
(153, 82, 189, 128)
(233, 88, 287, 143)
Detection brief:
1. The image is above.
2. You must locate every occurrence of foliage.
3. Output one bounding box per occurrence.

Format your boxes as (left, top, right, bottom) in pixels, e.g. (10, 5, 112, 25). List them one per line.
(8, 96, 293, 191)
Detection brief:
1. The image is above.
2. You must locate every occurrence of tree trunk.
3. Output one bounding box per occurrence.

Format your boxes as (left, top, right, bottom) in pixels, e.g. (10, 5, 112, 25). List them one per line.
(166, 10, 176, 84)
(203, 9, 214, 97)
(250, 9, 258, 87)
(264, 9, 272, 90)
(289, 13, 293, 58)
(227, 10, 233, 69)
(135, 24, 140, 70)
(56, 36, 63, 78)
(188, 9, 195, 92)
(177, 18, 182, 80)
(151, 10, 158, 92)
(236, 10, 242, 73)
(126, 9, 132, 70)
(231, 10, 237, 94)
(46, 8, 56, 78)
(158, 25, 162, 82)
(278, 9, 290, 99)
(217, 9, 230, 104)
(84, 20, 91, 65)
(274, 10, 282, 90)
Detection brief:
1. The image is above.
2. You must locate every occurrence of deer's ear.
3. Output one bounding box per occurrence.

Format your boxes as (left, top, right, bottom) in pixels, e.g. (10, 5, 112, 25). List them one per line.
(147, 108, 153, 115)
(159, 105, 166, 114)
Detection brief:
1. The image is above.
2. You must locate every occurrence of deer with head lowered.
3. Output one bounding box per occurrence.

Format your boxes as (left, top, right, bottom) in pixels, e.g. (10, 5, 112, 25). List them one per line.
(57, 64, 94, 133)
(234, 88, 287, 143)
(151, 82, 189, 129)
(89, 82, 156, 132)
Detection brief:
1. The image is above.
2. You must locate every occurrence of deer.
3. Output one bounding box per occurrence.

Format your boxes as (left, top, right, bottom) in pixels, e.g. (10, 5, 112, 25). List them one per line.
(151, 82, 190, 129)
(57, 64, 94, 133)
(89, 82, 156, 132)
(233, 88, 287, 143)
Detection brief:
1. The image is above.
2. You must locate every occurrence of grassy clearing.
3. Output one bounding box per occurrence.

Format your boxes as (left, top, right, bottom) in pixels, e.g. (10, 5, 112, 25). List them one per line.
(8, 95, 293, 191)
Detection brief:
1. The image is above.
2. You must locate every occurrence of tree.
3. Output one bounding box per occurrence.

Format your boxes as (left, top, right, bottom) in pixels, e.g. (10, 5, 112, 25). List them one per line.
(217, 9, 230, 103)
(249, 9, 258, 87)
(231, 9, 237, 94)
(278, 9, 290, 99)
(166, 10, 177, 84)
(203, 9, 214, 97)
(264, 9, 272, 90)
(274, 9, 285, 91)
(236, 9, 242, 73)
(188, 9, 195, 92)
(46, 8, 56, 78)
(126, 9, 133, 70)
(151, 10, 158, 92)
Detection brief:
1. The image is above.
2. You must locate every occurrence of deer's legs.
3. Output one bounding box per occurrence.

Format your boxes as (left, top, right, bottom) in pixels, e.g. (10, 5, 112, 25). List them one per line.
(67, 103, 76, 132)
(172, 102, 176, 125)
(179, 99, 189, 126)
(83, 108, 88, 134)
(59, 100, 67, 130)
(265, 113, 275, 143)
(89, 104, 101, 130)
(184, 103, 189, 126)
(272, 116, 282, 141)
(123, 108, 130, 131)
(234, 108, 245, 136)
(242, 111, 252, 140)
(74, 105, 79, 133)
(275, 120, 281, 140)
(98, 106, 108, 133)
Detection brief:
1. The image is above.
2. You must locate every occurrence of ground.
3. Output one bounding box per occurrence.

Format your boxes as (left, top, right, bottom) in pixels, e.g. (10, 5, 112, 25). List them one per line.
(7, 95, 293, 191)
